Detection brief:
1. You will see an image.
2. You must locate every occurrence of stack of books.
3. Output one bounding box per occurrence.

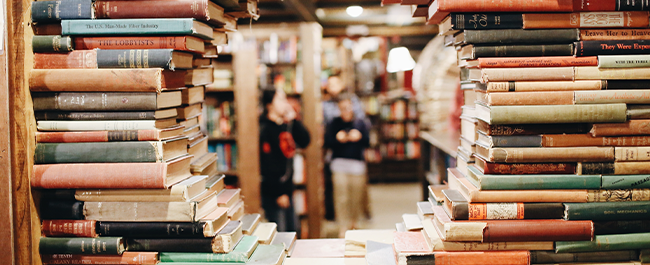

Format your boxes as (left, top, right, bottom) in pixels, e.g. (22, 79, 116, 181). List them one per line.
(28, 0, 292, 264)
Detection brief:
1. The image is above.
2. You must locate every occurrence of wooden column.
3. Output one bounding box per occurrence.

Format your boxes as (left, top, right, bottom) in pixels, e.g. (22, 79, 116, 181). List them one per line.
(0, 0, 14, 262)
(299, 22, 324, 238)
(234, 44, 261, 214)
(7, 0, 40, 263)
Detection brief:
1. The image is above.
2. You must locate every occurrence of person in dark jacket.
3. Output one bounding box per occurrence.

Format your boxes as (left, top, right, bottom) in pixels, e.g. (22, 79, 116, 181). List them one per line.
(259, 87, 311, 233)
(324, 93, 370, 237)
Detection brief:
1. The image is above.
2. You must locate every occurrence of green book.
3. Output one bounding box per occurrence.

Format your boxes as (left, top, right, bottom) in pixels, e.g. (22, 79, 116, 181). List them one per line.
(32, 35, 73, 53)
(247, 244, 285, 265)
(556, 232, 650, 253)
(160, 235, 259, 263)
(39, 237, 125, 255)
(602, 175, 650, 189)
(61, 19, 214, 40)
(466, 165, 601, 190)
(564, 201, 650, 221)
(34, 138, 187, 163)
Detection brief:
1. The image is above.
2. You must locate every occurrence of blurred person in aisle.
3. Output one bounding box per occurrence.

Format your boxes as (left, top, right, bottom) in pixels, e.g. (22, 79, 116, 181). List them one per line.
(259, 87, 311, 234)
(324, 93, 370, 238)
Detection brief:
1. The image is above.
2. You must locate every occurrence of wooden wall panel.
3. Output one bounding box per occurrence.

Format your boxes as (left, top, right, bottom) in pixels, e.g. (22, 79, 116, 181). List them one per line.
(0, 0, 14, 262)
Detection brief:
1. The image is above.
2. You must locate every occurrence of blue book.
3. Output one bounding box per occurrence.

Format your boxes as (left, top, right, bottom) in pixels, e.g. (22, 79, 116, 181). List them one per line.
(61, 19, 213, 40)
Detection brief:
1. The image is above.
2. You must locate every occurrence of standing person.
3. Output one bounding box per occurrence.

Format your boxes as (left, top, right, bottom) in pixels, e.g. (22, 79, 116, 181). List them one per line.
(324, 93, 370, 237)
(259, 87, 311, 233)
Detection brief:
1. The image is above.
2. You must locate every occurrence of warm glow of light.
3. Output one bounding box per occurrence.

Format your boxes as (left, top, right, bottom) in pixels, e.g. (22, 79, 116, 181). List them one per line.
(386, 47, 416, 73)
(346, 5, 363, 17)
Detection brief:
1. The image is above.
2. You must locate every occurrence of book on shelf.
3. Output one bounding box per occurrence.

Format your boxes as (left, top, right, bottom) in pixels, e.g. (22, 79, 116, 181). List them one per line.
(40, 252, 159, 265)
(31, 0, 93, 23)
(33, 49, 194, 70)
(39, 237, 125, 255)
(75, 174, 213, 202)
(41, 220, 97, 238)
(61, 18, 214, 40)
(40, 200, 84, 220)
(35, 126, 185, 142)
(95, 0, 230, 26)
(73, 36, 206, 53)
(30, 69, 186, 92)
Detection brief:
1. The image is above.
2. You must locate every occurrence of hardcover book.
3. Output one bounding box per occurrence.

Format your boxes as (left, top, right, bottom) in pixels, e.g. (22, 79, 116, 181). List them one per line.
(61, 18, 214, 40)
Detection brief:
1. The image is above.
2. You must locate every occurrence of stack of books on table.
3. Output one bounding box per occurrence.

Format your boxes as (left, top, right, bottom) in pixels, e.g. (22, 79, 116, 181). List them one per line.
(28, 0, 290, 264)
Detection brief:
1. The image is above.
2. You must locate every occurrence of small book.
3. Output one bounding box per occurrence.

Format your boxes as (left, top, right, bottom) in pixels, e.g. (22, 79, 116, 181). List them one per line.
(217, 189, 241, 208)
(213, 220, 243, 253)
(159, 235, 259, 263)
(40, 200, 84, 220)
(41, 220, 97, 237)
(182, 86, 205, 106)
(416, 201, 434, 220)
(270, 232, 297, 253)
(227, 199, 245, 220)
(402, 214, 423, 231)
(247, 244, 286, 265)
(32, 35, 73, 53)
(241, 213, 262, 235)
(191, 153, 218, 174)
(252, 222, 278, 245)
(442, 189, 564, 220)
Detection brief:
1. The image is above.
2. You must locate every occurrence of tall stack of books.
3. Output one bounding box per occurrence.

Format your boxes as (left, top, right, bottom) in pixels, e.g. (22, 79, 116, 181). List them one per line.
(370, 0, 650, 264)
(29, 0, 290, 264)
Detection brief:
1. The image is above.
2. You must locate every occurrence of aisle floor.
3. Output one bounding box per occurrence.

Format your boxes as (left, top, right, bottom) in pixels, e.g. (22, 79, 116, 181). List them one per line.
(322, 182, 422, 238)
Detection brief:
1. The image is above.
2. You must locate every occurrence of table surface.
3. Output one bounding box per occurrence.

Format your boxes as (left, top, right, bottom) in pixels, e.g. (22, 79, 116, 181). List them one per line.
(419, 130, 459, 157)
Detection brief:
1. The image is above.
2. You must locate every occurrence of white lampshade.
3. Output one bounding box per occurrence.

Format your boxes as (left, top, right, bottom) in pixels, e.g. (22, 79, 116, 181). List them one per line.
(386, 47, 415, 73)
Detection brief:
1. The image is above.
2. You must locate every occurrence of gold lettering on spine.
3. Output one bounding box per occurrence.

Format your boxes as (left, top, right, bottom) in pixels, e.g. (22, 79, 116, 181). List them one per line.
(136, 50, 142, 68)
(143, 50, 149, 68)
(129, 50, 135, 68)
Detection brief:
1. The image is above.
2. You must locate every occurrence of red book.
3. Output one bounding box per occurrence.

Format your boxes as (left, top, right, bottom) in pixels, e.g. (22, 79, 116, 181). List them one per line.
(42, 220, 97, 237)
(95, 0, 221, 24)
(40, 252, 158, 265)
(469, 56, 598, 68)
(474, 157, 577, 175)
(483, 220, 594, 242)
(73, 36, 205, 53)
(437, 0, 574, 12)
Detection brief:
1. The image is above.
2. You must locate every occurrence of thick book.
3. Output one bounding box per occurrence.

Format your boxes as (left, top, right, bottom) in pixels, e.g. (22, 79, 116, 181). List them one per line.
(241, 213, 261, 235)
(442, 189, 564, 220)
(580, 161, 650, 174)
(523, 11, 649, 29)
(466, 164, 601, 190)
(252, 222, 277, 245)
(213, 220, 243, 253)
(95, 0, 228, 26)
(444, 13, 523, 31)
(475, 103, 627, 125)
(556, 232, 650, 253)
(32, 154, 192, 189)
(42, 220, 97, 237)
(32, 91, 181, 111)
(33, 35, 73, 53)
(602, 175, 650, 189)
(581, 29, 650, 40)
(565, 201, 650, 221)
(97, 209, 227, 238)
(478, 133, 650, 148)
(159, 235, 259, 262)
(35, 127, 183, 143)
(599, 55, 650, 68)
(459, 44, 574, 60)
(39, 237, 125, 255)
(530, 250, 640, 264)
(40, 252, 159, 265)
(594, 220, 650, 235)
(34, 49, 194, 70)
(61, 18, 213, 40)
(463, 29, 579, 45)
(40, 200, 84, 220)
(591, 120, 650, 136)
(34, 110, 177, 121)
(36, 120, 177, 131)
(482, 90, 650, 105)
(84, 191, 218, 222)
(34, 138, 187, 164)
(475, 144, 615, 163)
(30, 69, 185, 93)
(467, 56, 598, 68)
(477, 120, 592, 136)
(431, 206, 594, 242)
(578, 40, 650, 56)
(474, 156, 577, 174)
(75, 175, 210, 202)
(436, 0, 574, 12)
(399, 251, 530, 265)
(74, 36, 205, 53)
(31, 0, 93, 23)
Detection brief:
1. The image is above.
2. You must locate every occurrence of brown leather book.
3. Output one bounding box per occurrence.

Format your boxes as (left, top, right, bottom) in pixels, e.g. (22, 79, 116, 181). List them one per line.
(523, 12, 649, 29)
(95, 0, 228, 26)
(591, 120, 650, 136)
(474, 156, 577, 175)
(41, 220, 97, 237)
(29, 69, 186, 93)
(477, 120, 591, 136)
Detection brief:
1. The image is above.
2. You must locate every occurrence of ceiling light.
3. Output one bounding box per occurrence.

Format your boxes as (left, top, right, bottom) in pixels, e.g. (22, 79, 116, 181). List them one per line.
(386, 47, 416, 73)
(316, 8, 325, 18)
(346, 5, 363, 17)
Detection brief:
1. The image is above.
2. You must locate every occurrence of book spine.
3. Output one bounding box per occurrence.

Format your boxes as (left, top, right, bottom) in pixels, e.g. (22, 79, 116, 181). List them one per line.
(97, 222, 204, 238)
(32, 35, 73, 53)
(477, 56, 598, 68)
(642, 249, 650, 262)
(36, 120, 158, 131)
(565, 202, 650, 220)
(32, 163, 166, 189)
(594, 220, 650, 235)
(420, 251, 531, 264)
(31, 0, 93, 23)
(42, 220, 97, 237)
(437, 0, 574, 12)
(35, 111, 156, 121)
(615, 147, 650, 161)
(581, 29, 650, 40)
(486, 80, 603, 92)
(488, 147, 615, 163)
(34, 142, 161, 164)
(450, 13, 523, 30)
(576, 89, 650, 104)
(588, 189, 650, 202)
(530, 250, 640, 264)
(40, 252, 159, 265)
(36, 131, 160, 143)
(472, 189, 590, 203)
(575, 0, 650, 11)
(614, 161, 650, 174)
(474, 44, 574, 59)
(73, 36, 193, 51)
(483, 220, 594, 242)
(95, 0, 209, 21)
(593, 120, 650, 136)
(523, 12, 649, 29)
(29, 69, 163, 92)
(599, 55, 650, 68)
(39, 237, 124, 255)
(459, 203, 564, 220)
(556, 232, 650, 253)
(159, 252, 248, 262)
(34, 50, 98, 69)
(32, 92, 157, 111)
(479, 174, 602, 190)
(543, 134, 650, 147)
(61, 19, 194, 36)
(40, 201, 85, 220)
(482, 162, 577, 174)
(126, 238, 213, 252)
(481, 67, 575, 83)
(488, 135, 543, 147)
(488, 91, 574, 106)
(96, 49, 173, 69)
(464, 29, 579, 45)
(578, 40, 650, 56)
(85, 202, 196, 222)
(482, 123, 592, 136)
(40, 189, 77, 200)
(602, 175, 650, 189)
(488, 104, 627, 124)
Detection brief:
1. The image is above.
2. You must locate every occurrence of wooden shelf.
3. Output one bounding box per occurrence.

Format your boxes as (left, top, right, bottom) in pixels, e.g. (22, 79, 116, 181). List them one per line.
(208, 136, 237, 141)
(419, 131, 459, 158)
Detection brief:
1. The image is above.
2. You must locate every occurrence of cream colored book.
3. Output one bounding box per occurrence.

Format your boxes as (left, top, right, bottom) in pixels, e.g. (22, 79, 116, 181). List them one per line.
(241, 213, 262, 235)
(252, 222, 278, 245)
(344, 229, 394, 257)
(227, 199, 245, 221)
(75, 175, 208, 202)
(213, 220, 243, 253)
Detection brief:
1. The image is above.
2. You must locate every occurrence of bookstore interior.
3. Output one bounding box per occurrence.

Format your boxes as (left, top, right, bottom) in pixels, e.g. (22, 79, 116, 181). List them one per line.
(4, 0, 650, 264)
